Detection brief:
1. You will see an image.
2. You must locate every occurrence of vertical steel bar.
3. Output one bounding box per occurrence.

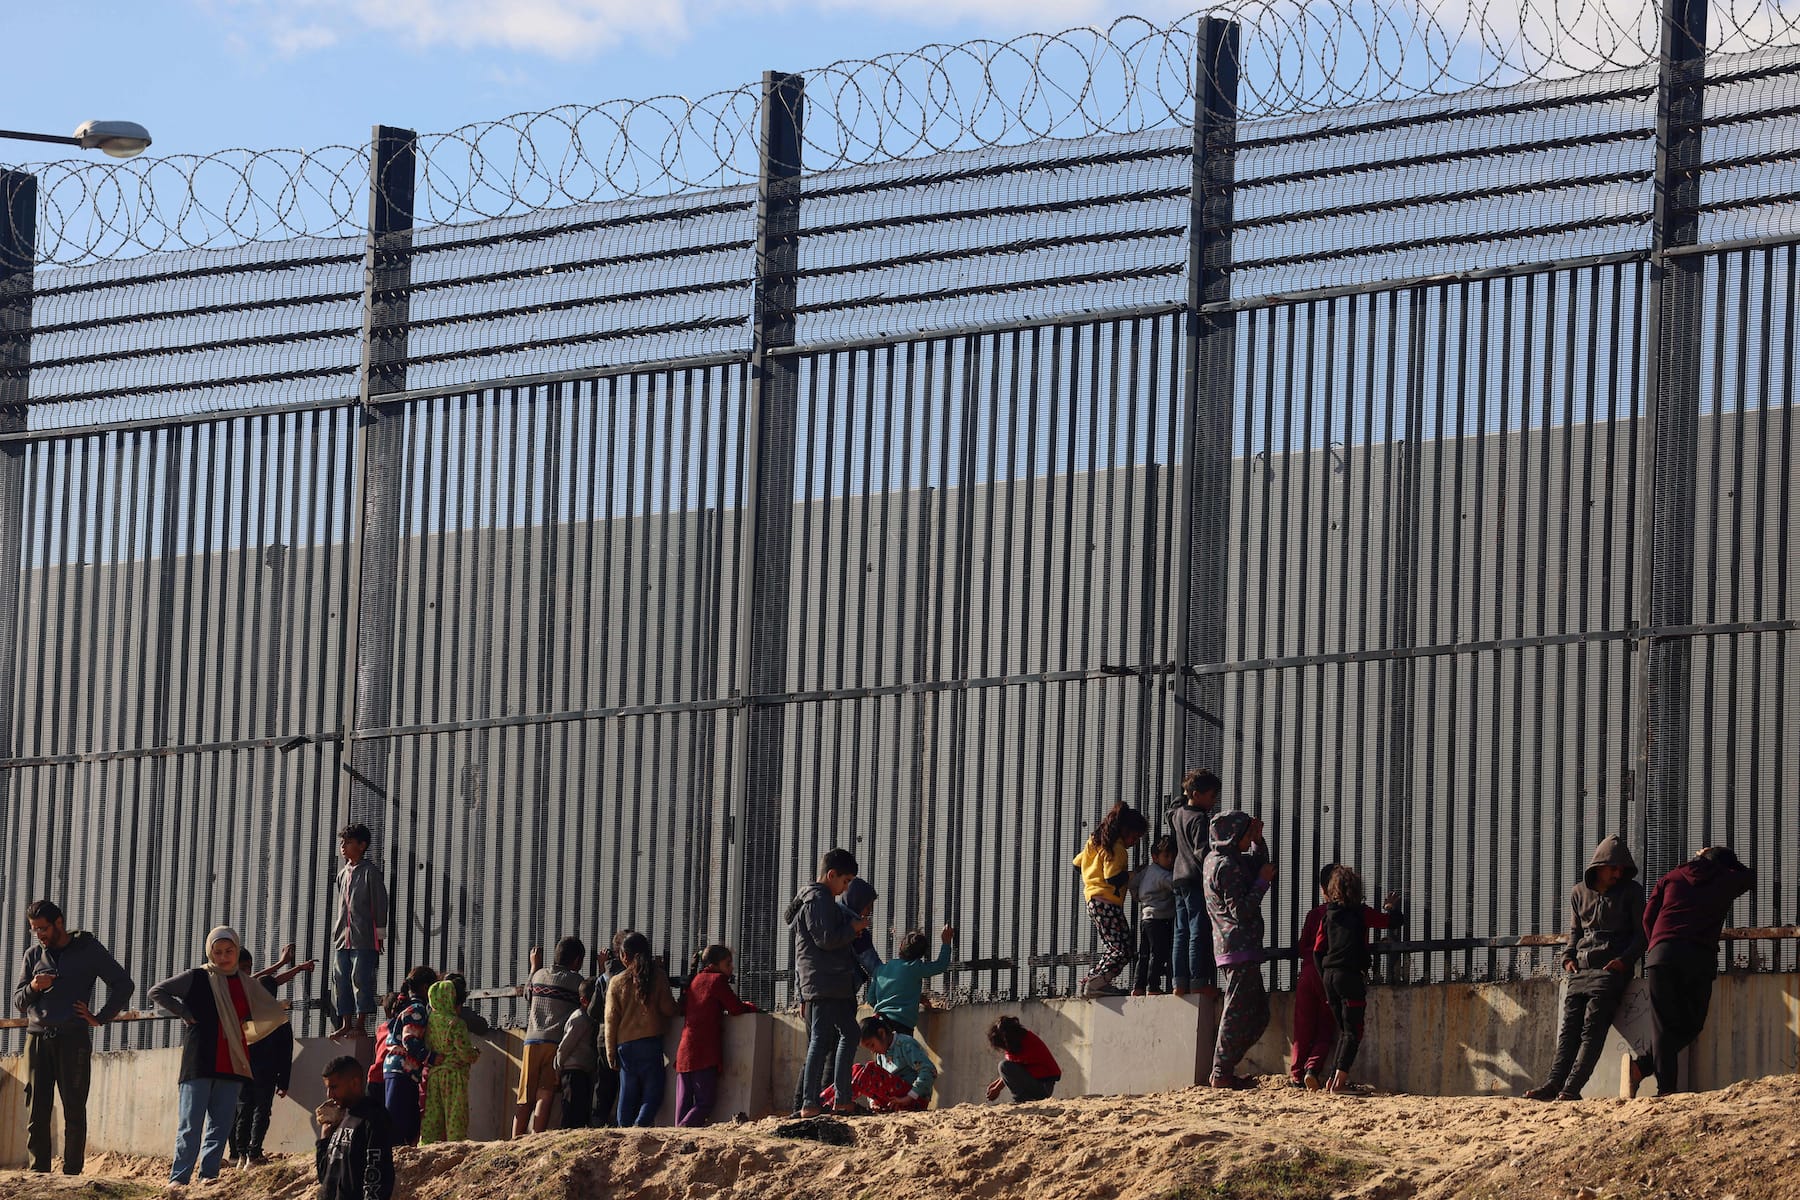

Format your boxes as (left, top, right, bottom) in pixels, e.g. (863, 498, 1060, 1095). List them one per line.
(732, 71, 804, 1005)
(1637, 0, 1708, 884)
(344, 125, 417, 901)
(0, 172, 33, 933)
(1177, 17, 1240, 776)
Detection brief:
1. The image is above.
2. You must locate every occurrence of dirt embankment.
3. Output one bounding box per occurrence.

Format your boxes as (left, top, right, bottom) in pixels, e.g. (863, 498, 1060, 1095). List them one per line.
(4, 1074, 1796, 1200)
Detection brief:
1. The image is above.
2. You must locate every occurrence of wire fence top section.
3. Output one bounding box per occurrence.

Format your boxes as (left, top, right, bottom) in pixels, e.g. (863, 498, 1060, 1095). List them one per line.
(13, 0, 1800, 266)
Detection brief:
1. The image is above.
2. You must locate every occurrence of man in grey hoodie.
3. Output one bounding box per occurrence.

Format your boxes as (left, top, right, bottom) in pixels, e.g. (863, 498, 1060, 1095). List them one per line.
(784, 847, 869, 1115)
(12, 899, 135, 1176)
(1524, 834, 1648, 1101)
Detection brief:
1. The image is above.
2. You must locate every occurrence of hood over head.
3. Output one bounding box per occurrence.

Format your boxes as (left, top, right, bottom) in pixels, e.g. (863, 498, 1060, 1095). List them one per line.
(840, 877, 879, 917)
(1209, 809, 1253, 853)
(1585, 835, 1638, 887)
(427, 978, 459, 1013)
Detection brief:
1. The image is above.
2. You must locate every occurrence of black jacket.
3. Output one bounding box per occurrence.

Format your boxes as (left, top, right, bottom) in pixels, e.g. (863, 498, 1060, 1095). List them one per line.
(1165, 802, 1213, 890)
(11, 931, 134, 1034)
(784, 882, 860, 1001)
(247, 977, 293, 1091)
(147, 967, 251, 1084)
(315, 1095, 395, 1200)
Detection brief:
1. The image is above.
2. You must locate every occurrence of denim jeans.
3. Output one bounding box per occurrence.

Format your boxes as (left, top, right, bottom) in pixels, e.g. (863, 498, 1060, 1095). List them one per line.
(615, 1036, 666, 1127)
(333, 948, 380, 1018)
(801, 997, 859, 1109)
(171, 1077, 243, 1184)
(1172, 885, 1215, 990)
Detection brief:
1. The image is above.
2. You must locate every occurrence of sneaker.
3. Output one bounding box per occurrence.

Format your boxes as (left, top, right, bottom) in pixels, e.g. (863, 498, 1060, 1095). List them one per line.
(1522, 1085, 1559, 1102)
(1209, 1073, 1257, 1091)
(1303, 1072, 1323, 1091)
(1554, 1091, 1582, 1101)
(1128, 989, 1147, 997)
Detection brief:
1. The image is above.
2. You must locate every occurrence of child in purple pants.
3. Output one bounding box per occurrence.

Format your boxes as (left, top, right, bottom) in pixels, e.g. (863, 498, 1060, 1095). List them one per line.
(676, 945, 757, 1126)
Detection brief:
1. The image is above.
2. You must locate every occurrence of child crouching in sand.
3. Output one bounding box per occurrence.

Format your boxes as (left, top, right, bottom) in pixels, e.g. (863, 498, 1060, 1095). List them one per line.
(984, 1015, 1061, 1102)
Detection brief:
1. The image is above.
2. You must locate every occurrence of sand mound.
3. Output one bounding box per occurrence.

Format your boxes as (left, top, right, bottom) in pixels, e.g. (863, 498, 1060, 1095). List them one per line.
(6, 1074, 1796, 1200)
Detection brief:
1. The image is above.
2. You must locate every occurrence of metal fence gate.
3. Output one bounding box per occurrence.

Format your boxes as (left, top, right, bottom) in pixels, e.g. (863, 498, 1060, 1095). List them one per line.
(1, 0, 1797, 1041)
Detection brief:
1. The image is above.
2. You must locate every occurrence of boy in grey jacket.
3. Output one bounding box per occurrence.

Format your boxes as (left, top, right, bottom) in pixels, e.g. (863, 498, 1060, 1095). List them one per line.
(1202, 810, 1275, 1088)
(1525, 835, 1648, 1101)
(784, 847, 869, 1115)
(329, 823, 390, 1040)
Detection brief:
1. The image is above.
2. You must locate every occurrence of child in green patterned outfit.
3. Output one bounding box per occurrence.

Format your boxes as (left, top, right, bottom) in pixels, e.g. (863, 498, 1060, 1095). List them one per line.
(421, 978, 480, 1143)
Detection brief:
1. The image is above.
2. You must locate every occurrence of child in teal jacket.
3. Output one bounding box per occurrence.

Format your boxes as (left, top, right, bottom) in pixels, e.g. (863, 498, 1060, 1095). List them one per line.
(867, 925, 956, 1035)
(857, 1017, 938, 1110)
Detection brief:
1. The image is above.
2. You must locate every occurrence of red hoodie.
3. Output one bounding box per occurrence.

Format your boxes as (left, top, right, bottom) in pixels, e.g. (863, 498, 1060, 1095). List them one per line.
(1643, 849, 1754, 965)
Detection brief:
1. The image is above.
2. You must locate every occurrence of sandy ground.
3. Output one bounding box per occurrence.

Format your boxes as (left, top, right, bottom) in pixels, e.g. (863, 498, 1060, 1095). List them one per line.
(3, 1073, 1795, 1200)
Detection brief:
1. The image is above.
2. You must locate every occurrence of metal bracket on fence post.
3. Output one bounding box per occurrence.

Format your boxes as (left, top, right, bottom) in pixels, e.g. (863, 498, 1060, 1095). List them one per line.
(733, 72, 804, 1008)
(1177, 19, 1239, 780)
(345, 126, 416, 912)
(0, 171, 34, 890)
(1637, 0, 1707, 884)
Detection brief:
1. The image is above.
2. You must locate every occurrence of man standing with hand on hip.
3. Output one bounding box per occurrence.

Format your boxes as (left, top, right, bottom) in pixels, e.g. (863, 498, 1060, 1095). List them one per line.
(11, 899, 135, 1176)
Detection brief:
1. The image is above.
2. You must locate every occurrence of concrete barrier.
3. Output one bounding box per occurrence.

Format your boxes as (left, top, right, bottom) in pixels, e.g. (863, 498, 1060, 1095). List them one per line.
(2, 973, 1794, 1167)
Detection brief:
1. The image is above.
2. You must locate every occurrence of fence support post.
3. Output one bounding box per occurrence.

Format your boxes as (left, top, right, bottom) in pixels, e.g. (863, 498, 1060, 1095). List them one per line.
(734, 72, 804, 1007)
(1177, 19, 1240, 781)
(0, 171, 34, 875)
(345, 126, 416, 888)
(1637, 0, 1707, 883)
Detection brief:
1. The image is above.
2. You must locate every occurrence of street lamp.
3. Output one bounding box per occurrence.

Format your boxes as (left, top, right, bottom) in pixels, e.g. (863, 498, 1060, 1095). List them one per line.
(0, 120, 153, 159)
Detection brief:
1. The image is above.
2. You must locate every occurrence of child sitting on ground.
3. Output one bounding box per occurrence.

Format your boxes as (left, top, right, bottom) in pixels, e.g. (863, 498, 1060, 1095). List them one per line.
(1129, 837, 1177, 995)
(835, 1016, 937, 1111)
(867, 925, 956, 1035)
(984, 1014, 1061, 1102)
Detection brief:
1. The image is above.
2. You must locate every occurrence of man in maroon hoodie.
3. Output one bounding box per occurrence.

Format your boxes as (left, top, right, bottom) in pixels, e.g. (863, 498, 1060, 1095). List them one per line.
(1641, 845, 1754, 1094)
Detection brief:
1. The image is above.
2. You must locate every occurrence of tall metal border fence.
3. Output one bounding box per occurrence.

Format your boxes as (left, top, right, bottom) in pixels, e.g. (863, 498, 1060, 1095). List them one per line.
(1, 0, 1796, 1039)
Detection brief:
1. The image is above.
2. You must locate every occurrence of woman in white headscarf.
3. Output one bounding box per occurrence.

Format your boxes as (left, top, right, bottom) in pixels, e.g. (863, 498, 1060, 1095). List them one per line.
(148, 926, 289, 1187)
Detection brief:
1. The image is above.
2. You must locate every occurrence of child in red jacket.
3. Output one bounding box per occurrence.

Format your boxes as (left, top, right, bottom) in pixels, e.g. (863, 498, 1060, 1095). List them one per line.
(676, 945, 757, 1126)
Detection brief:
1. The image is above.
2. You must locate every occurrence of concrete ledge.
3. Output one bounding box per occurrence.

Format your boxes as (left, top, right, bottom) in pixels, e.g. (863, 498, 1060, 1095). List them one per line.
(2, 972, 1794, 1166)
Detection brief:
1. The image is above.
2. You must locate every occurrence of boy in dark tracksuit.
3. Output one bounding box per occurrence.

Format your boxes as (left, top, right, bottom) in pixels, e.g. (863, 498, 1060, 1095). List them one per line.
(1642, 845, 1754, 1094)
(1526, 835, 1648, 1101)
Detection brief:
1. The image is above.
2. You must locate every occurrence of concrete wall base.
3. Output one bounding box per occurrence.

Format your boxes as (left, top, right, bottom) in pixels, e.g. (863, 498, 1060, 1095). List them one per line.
(2, 973, 1795, 1167)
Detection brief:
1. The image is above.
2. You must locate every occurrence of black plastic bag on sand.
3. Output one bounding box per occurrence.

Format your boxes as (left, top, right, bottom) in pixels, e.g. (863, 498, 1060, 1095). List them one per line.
(772, 1117, 856, 1146)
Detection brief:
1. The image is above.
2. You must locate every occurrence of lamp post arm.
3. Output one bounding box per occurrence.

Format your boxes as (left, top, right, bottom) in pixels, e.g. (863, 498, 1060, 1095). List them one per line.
(0, 130, 81, 149)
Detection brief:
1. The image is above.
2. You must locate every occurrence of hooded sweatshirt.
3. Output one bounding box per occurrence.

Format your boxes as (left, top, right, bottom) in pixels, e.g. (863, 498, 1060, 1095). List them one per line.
(1202, 811, 1272, 966)
(840, 877, 883, 981)
(784, 881, 861, 1001)
(1644, 847, 1755, 968)
(426, 979, 478, 1072)
(1564, 835, 1649, 972)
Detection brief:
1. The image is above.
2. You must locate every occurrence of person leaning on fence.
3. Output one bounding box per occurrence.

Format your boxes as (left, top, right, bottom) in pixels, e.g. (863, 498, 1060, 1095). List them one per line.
(315, 1054, 396, 1200)
(606, 931, 679, 1126)
(230, 944, 315, 1168)
(1643, 845, 1755, 1095)
(1166, 769, 1222, 997)
(554, 978, 599, 1129)
(148, 926, 289, 1188)
(380, 966, 439, 1147)
(984, 1015, 1061, 1103)
(421, 976, 480, 1143)
(676, 943, 758, 1127)
(328, 824, 390, 1041)
(1128, 836, 1178, 995)
(515, 937, 584, 1137)
(1523, 835, 1647, 1102)
(1203, 810, 1275, 1089)
(12, 898, 135, 1177)
(1312, 865, 1404, 1094)
(1073, 801, 1149, 998)
(1289, 864, 1339, 1087)
(786, 847, 871, 1117)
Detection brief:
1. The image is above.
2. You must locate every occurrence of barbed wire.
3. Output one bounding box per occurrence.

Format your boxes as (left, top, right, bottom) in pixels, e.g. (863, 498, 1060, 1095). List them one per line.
(12, 0, 1800, 266)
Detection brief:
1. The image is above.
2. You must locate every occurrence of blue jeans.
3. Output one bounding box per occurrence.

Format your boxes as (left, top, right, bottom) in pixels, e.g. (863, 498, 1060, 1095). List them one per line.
(171, 1077, 242, 1183)
(801, 997, 859, 1109)
(1172, 885, 1216, 991)
(615, 1037, 666, 1127)
(333, 948, 380, 1018)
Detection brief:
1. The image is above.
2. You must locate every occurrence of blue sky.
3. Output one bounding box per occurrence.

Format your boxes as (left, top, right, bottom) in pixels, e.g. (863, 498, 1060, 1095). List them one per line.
(3, 0, 1200, 161)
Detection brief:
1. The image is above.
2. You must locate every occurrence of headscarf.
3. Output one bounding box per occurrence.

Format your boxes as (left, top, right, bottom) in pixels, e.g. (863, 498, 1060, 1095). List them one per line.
(201, 927, 289, 1078)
